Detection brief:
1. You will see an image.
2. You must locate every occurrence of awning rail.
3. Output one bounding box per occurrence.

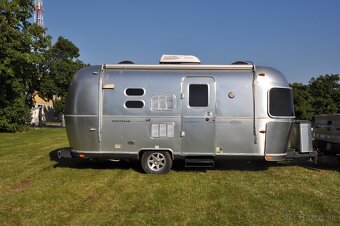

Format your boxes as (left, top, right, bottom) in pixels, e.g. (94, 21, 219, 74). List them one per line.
(103, 64, 255, 71)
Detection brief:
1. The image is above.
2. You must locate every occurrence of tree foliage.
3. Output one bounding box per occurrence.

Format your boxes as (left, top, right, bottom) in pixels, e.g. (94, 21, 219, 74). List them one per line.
(0, 1, 86, 132)
(309, 74, 339, 115)
(39, 36, 86, 116)
(0, 0, 50, 132)
(289, 83, 314, 121)
(290, 74, 340, 120)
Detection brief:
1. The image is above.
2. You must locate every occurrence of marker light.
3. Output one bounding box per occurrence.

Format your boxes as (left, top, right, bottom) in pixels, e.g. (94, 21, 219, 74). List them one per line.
(265, 156, 273, 161)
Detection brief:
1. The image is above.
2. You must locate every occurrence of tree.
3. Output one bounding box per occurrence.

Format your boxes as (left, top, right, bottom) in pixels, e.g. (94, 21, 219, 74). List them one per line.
(290, 74, 339, 120)
(0, 0, 51, 132)
(290, 83, 314, 121)
(39, 36, 86, 117)
(309, 74, 339, 115)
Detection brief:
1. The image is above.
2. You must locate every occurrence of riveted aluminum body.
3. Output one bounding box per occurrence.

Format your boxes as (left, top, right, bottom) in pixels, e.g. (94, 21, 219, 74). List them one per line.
(65, 63, 299, 161)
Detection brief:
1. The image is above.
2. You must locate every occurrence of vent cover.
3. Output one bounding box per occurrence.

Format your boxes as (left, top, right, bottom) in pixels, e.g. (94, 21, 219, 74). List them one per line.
(151, 123, 175, 138)
(151, 95, 175, 111)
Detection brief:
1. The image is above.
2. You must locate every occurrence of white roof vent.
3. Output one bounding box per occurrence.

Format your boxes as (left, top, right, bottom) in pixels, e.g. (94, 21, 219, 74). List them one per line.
(160, 54, 201, 64)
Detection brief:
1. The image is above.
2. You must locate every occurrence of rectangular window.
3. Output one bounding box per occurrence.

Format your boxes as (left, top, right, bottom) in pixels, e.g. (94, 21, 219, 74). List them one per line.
(189, 84, 208, 107)
(151, 95, 175, 111)
(150, 123, 175, 138)
(269, 88, 294, 117)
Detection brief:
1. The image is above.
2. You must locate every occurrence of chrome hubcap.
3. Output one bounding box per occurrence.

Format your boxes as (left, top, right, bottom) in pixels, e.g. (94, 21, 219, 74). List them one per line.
(147, 153, 166, 171)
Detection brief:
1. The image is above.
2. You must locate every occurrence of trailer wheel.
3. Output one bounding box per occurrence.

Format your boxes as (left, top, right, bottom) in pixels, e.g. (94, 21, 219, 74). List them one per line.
(141, 151, 172, 174)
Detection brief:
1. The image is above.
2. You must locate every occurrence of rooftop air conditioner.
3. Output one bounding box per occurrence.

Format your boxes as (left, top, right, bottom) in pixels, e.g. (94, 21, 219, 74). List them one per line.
(159, 55, 201, 64)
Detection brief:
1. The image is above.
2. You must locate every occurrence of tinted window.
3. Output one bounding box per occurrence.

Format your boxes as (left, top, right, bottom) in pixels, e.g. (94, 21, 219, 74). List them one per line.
(189, 84, 208, 107)
(125, 88, 144, 96)
(125, 101, 144, 108)
(269, 88, 294, 117)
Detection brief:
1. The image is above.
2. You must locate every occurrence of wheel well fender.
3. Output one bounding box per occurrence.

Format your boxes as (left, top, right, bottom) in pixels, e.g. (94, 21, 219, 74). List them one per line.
(138, 149, 174, 160)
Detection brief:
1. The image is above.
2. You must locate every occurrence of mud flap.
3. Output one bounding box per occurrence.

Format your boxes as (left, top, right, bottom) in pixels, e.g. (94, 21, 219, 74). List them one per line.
(265, 121, 291, 161)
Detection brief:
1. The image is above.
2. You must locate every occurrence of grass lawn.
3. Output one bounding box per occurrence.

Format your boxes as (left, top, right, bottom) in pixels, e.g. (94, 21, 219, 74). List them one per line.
(0, 128, 339, 225)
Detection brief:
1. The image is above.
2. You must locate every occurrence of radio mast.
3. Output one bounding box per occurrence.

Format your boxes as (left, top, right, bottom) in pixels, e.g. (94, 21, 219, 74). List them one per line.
(34, 0, 44, 27)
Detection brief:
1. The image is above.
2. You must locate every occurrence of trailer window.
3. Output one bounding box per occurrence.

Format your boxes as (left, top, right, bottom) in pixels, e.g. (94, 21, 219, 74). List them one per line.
(125, 88, 144, 96)
(150, 123, 175, 138)
(125, 101, 144, 108)
(189, 84, 208, 107)
(151, 95, 175, 111)
(269, 88, 294, 117)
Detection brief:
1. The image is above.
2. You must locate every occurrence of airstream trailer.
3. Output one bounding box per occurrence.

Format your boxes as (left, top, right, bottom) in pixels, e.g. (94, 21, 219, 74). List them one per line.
(60, 55, 315, 173)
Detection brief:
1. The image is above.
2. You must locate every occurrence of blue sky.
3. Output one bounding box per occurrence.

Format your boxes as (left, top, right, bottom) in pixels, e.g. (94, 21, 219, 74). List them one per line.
(43, 0, 340, 83)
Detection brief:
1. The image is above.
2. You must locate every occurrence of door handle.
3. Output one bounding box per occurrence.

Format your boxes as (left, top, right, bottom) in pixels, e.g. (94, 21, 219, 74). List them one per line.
(89, 128, 97, 131)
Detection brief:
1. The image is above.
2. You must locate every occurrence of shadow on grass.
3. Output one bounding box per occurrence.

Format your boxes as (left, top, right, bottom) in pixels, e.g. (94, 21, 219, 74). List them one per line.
(174, 158, 338, 173)
(286, 156, 340, 172)
(50, 148, 339, 173)
(30, 123, 64, 128)
(49, 148, 144, 173)
(173, 159, 274, 172)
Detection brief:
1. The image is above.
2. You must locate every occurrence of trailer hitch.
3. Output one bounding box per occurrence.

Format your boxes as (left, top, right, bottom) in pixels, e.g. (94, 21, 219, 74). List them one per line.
(57, 148, 73, 159)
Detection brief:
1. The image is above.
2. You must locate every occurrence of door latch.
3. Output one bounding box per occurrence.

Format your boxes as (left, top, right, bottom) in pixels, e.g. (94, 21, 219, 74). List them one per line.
(180, 93, 185, 99)
(206, 111, 213, 116)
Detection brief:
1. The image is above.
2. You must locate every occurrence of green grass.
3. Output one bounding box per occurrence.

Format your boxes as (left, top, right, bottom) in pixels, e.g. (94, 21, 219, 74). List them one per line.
(0, 128, 339, 225)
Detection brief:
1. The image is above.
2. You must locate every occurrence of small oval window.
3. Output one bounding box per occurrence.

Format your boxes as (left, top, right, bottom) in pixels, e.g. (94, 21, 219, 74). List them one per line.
(125, 101, 144, 108)
(125, 88, 144, 96)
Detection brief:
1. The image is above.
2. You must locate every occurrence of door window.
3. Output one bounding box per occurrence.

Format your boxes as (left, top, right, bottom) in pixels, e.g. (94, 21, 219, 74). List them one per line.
(189, 84, 208, 107)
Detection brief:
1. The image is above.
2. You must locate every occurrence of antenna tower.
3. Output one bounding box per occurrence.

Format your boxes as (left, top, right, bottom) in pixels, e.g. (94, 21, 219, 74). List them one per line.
(34, 0, 44, 27)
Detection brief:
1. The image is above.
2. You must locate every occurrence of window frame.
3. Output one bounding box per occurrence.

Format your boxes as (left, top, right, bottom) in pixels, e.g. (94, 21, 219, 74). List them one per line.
(267, 87, 295, 118)
(150, 95, 176, 111)
(124, 100, 145, 109)
(149, 122, 175, 139)
(188, 84, 209, 108)
(124, 88, 145, 97)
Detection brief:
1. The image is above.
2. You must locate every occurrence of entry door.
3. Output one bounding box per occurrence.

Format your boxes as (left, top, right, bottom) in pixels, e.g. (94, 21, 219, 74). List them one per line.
(181, 77, 216, 155)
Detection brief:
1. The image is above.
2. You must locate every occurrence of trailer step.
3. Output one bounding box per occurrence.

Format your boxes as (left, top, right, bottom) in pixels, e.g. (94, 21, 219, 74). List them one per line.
(185, 157, 215, 167)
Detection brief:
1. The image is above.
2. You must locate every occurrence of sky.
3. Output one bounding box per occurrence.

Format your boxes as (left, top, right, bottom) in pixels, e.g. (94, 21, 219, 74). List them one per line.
(43, 0, 340, 84)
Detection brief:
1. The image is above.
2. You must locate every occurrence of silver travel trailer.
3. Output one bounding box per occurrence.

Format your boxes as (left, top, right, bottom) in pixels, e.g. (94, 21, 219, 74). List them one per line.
(61, 55, 315, 173)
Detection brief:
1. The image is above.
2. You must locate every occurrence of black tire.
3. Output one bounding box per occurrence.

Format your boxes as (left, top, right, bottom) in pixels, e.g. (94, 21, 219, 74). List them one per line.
(141, 151, 173, 174)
